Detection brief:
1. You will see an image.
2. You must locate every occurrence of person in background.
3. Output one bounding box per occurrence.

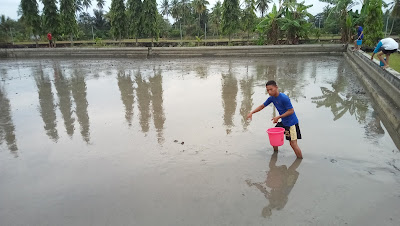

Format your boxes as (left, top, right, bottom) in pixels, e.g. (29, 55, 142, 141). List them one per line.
(353, 25, 363, 51)
(47, 32, 54, 48)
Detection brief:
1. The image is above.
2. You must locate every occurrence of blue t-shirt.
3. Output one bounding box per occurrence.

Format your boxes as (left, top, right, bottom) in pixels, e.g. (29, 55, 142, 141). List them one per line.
(357, 26, 363, 40)
(263, 93, 299, 127)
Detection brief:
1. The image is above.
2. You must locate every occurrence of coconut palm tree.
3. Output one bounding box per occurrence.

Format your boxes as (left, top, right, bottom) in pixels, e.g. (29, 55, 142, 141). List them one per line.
(192, 0, 209, 36)
(210, 1, 223, 36)
(171, 0, 180, 23)
(161, 0, 170, 19)
(320, 0, 358, 42)
(384, 0, 400, 35)
(97, 0, 105, 9)
(256, 0, 271, 17)
(83, 0, 92, 12)
(180, 0, 191, 29)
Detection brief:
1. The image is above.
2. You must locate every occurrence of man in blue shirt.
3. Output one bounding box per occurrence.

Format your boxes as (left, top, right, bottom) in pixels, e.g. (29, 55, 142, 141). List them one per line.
(353, 25, 363, 51)
(247, 80, 303, 159)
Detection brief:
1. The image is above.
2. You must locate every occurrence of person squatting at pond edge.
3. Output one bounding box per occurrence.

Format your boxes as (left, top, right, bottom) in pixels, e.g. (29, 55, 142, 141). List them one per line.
(247, 80, 303, 159)
(370, 37, 399, 69)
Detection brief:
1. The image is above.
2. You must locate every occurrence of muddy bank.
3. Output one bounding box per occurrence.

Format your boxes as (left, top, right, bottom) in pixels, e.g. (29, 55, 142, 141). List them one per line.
(0, 38, 343, 49)
(0, 44, 347, 59)
(345, 48, 400, 148)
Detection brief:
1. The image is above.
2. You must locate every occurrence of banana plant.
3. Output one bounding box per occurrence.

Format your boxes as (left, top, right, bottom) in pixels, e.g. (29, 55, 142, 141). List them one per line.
(257, 4, 282, 44)
(279, 1, 313, 44)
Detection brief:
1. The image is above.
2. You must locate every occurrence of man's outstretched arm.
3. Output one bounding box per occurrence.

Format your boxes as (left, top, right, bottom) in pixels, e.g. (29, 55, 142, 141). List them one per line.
(247, 104, 266, 120)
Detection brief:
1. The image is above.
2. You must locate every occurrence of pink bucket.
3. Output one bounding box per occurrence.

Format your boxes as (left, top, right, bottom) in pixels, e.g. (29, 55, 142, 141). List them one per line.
(267, 127, 285, 146)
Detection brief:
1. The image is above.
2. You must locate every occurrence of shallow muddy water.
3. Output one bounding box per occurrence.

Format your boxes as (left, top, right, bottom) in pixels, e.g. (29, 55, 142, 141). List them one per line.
(0, 56, 399, 225)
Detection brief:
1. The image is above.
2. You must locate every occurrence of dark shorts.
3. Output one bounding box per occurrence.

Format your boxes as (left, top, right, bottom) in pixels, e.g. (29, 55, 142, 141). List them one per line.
(381, 48, 397, 54)
(49, 40, 53, 44)
(275, 122, 302, 141)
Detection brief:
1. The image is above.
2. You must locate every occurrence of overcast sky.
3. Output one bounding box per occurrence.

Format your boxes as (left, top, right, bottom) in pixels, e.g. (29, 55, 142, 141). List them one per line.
(0, 0, 363, 21)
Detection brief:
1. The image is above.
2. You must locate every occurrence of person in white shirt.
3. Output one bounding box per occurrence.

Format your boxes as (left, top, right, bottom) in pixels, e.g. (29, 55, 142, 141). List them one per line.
(370, 38, 399, 69)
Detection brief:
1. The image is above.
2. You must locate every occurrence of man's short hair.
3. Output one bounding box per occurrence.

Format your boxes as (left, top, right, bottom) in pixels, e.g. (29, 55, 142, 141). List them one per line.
(266, 80, 277, 87)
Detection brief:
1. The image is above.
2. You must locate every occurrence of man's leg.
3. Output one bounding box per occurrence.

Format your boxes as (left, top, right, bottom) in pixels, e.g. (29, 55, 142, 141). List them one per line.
(273, 146, 278, 152)
(290, 140, 303, 159)
(376, 51, 387, 67)
(385, 54, 391, 67)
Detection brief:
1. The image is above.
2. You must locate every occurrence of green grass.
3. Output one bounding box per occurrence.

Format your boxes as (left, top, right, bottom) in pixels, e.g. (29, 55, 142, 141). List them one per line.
(369, 52, 400, 72)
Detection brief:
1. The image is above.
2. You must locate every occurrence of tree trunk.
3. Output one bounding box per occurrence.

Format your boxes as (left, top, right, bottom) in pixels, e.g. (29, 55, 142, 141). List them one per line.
(247, 30, 250, 45)
(152, 36, 154, 47)
(180, 23, 183, 42)
(341, 28, 346, 43)
(229, 33, 231, 44)
(135, 36, 138, 47)
(70, 34, 73, 47)
(389, 19, 395, 36)
(198, 13, 201, 37)
(34, 35, 38, 48)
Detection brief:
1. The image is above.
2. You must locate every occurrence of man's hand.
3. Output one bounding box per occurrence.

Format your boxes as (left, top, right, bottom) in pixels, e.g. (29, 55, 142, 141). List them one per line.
(247, 113, 253, 120)
(271, 116, 280, 124)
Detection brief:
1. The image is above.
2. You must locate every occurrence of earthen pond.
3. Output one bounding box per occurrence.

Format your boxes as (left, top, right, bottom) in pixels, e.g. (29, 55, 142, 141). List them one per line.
(0, 56, 399, 225)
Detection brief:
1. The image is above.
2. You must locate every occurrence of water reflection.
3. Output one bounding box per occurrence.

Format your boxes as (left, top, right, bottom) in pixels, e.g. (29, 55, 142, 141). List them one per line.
(71, 68, 91, 143)
(221, 62, 238, 134)
(135, 71, 151, 133)
(311, 61, 368, 123)
(34, 65, 59, 142)
(239, 65, 254, 131)
(254, 59, 305, 101)
(195, 65, 208, 79)
(276, 59, 305, 101)
(246, 152, 302, 218)
(255, 63, 268, 81)
(312, 86, 368, 122)
(364, 111, 385, 142)
(2, 58, 393, 155)
(149, 69, 166, 143)
(1, 67, 7, 80)
(310, 61, 317, 83)
(117, 69, 135, 126)
(53, 63, 75, 137)
(118, 68, 166, 143)
(0, 86, 18, 156)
